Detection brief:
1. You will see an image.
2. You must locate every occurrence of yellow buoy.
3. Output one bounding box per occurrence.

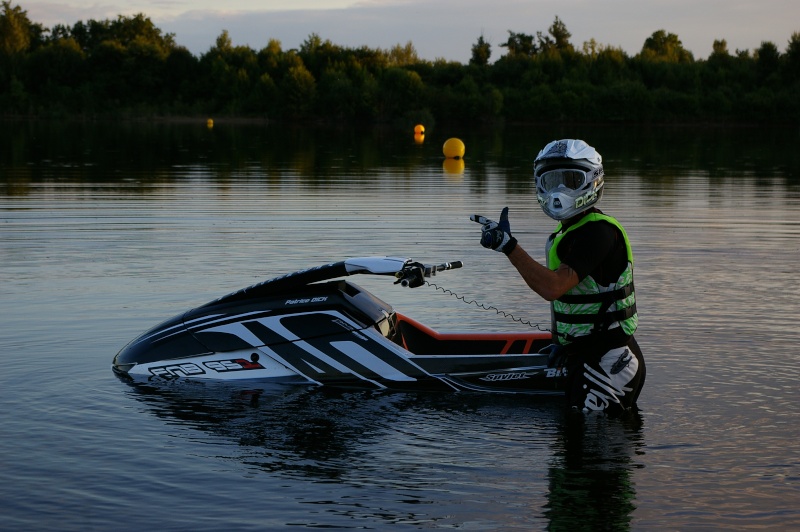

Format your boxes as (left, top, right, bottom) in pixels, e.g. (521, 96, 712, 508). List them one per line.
(414, 132, 425, 145)
(443, 138, 465, 159)
(206, 118, 214, 129)
(414, 124, 425, 135)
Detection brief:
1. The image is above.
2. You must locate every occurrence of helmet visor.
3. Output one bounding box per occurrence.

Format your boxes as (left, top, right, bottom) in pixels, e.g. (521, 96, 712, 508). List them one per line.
(538, 168, 589, 192)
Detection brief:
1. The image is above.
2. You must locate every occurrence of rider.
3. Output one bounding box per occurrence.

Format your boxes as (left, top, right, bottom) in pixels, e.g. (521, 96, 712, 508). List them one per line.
(473, 139, 645, 415)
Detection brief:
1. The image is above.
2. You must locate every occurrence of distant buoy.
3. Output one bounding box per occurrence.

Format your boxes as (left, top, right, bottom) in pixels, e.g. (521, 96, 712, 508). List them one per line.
(206, 118, 214, 129)
(414, 132, 425, 145)
(443, 138, 465, 159)
(414, 124, 425, 135)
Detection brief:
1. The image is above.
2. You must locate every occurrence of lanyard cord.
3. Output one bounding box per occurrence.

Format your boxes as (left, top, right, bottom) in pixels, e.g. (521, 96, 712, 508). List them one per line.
(422, 281, 550, 332)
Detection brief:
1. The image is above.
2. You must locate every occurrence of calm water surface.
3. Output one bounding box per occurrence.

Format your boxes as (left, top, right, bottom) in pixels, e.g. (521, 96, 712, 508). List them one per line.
(1, 121, 799, 530)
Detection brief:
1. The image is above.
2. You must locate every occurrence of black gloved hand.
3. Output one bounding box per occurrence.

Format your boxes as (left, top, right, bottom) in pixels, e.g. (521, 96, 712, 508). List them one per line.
(540, 344, 568, 369)
(470, 207, 517, 255)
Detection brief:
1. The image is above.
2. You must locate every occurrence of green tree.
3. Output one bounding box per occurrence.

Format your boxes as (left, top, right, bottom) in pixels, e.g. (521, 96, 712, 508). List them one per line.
(755, 41, 780, 63)
(386, 41, 419, 66)
(640, 30, 694, 62)
(0, 1, 29, 56)
(61, 13, 175, 56)
(1, 0, 45, 101)
(0, 1, 45, 56)
(783, 32, 800, 82)
(317, 65, 359, 120)
(163, 47, 200, 108)
(375, 67, 424, 121)
(755, 40, 780, 83)
(24, 37, 85, 94)
(470, 34, 492, 66)
(711, 38, 729, 57)
(703, 38, 735, 98)
(107, 13, 176, 53)
(280, 63, 316, 118)
(587, 45, 628, 85)
(258, 38, 283, 74)
(582, 38, 601, 58)
(549, 16, 573, 51)
(88, 39, 127, 102)
(299, 33, 346, 78)
(501, 31, 537, 57)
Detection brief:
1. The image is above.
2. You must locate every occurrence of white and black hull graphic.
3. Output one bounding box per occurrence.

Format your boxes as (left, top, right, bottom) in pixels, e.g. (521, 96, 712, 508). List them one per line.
(114, 257, 564, 394)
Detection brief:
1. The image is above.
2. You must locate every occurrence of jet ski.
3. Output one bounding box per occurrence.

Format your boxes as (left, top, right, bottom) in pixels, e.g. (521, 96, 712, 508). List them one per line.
(113, 257, 565, 394)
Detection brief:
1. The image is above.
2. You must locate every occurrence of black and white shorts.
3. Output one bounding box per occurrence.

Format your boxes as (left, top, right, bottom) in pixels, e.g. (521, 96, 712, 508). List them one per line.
(566, 337, 646, 415)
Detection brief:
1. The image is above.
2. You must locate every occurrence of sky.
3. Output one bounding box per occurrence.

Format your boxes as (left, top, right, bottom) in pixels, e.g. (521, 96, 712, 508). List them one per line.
(17, 0, 800, 62)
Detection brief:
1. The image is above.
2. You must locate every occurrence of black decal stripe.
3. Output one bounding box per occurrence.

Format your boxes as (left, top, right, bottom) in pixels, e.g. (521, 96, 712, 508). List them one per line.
(304, 334, 431, 383)
(281, 313, 437, 383)
(188, 310, 274, 334)
(244, 321, 380, 387)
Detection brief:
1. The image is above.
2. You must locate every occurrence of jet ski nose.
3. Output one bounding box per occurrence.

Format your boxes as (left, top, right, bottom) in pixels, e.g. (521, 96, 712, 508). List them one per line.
(112, 361, 136, 374)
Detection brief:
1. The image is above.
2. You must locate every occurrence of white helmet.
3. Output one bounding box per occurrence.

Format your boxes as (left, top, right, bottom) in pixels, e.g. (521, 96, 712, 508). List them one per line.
(534, 139, 604, 221)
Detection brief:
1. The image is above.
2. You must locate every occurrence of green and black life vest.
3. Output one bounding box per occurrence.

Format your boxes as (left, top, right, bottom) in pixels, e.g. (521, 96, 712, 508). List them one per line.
(546, 212, 638, 346)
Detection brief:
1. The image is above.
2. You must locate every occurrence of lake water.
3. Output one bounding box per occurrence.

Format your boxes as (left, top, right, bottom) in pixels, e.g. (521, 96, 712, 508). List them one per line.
(1, 120, 799, 530)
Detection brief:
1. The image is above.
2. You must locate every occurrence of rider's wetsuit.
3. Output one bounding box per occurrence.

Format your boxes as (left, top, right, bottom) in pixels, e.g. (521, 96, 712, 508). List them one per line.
(546, 208, 646, 414)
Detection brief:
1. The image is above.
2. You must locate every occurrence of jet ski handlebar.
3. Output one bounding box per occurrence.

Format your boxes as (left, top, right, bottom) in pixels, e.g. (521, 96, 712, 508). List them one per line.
(394, 259, 463, 288)
(210, 256, 463, 305)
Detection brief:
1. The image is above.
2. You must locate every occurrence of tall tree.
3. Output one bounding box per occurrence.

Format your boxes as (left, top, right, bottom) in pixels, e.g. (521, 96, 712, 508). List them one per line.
(470, 34, 492, 66)
(500, 31, 537, 57)
(549, 16, 573, 51)
(784, 32, 800, 82)
(0, 1, 45, 56)
(711, 39, 729, 57)
(280, 63, 316, 118)
(387, 41, 419, 66)
(640, 30, 693, 62)
(755, 40, 780, 81)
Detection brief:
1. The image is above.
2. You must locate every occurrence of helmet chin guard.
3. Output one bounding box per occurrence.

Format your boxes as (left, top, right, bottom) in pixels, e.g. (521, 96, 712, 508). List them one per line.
(534, 139, 604, 221)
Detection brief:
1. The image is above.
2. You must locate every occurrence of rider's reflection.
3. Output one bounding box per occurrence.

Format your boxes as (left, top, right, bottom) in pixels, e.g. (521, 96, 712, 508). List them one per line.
(544, 411, 645, 531)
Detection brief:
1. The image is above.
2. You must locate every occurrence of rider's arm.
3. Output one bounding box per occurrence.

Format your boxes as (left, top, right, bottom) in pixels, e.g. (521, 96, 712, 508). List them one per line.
(504, 222, 617, 301)
(505, 245, 579, 301)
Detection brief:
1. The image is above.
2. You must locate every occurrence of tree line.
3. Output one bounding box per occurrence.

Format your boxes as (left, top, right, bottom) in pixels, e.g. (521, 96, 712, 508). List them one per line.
(1, 2, 798, 125)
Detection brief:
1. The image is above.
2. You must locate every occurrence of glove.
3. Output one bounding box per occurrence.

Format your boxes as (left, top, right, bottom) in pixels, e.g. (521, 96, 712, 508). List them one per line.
(540, 344, 568, 369)
(470, 207, 517, 255)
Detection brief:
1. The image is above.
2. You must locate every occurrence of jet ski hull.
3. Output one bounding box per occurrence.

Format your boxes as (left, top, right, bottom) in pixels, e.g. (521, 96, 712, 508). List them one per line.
(114, 258, 564, 394)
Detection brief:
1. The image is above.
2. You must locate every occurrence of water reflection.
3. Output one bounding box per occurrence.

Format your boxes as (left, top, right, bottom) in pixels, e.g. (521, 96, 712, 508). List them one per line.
(118, 375, 645, 528)
(119, 377, 380, 481)
(545, 411, 644, 531)
(2, 121, 798, 196)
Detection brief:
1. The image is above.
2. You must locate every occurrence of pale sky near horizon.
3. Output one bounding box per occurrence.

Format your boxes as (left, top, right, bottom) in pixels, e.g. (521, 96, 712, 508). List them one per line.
(15, 0, 800, 63)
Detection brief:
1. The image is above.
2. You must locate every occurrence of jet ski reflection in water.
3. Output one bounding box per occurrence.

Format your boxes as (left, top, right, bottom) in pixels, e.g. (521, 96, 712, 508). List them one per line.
(113, 257, 564, 394)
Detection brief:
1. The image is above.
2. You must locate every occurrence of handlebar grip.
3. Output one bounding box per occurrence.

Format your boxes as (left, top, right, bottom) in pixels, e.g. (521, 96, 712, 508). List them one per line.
(470, 214, 491, 225)
(433, 261, 462, 272)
